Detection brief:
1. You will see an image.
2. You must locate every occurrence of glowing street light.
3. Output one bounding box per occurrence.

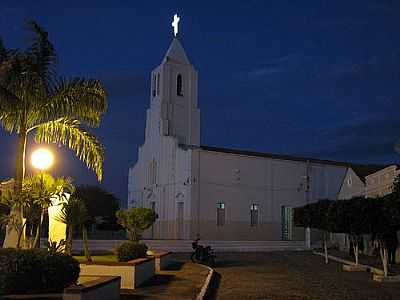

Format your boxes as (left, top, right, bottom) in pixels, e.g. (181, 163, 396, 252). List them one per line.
(31, 148, 54, 171)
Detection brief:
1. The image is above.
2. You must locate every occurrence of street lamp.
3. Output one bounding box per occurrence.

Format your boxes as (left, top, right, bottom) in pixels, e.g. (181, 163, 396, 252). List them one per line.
(31, 148, 53, 171)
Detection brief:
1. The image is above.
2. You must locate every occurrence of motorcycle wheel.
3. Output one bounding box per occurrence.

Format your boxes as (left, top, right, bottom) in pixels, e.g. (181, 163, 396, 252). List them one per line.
(191, 253, 202, 264)
(206, 256, 216, 267)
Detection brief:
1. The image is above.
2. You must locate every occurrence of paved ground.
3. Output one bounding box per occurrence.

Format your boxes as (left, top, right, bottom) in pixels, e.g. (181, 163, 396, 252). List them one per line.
(327, 249, 400, 275)
(207, 251, 400, 300)
(121, 259, 208, 300)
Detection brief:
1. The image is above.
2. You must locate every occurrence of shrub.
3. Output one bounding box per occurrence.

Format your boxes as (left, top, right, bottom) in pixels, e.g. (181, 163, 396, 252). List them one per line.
(0, 248, 80, 294)
(42, 252, 80, 292)
(117, 241, 148, 262)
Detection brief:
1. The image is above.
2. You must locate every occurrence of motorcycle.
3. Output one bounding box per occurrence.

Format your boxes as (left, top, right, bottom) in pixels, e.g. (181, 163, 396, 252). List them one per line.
(191, 239, 216, 266)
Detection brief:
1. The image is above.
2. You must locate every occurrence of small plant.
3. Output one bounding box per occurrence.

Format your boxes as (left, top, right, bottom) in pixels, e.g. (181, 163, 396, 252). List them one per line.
(46, 239, 66, 255)
(117, 241, 148, 262)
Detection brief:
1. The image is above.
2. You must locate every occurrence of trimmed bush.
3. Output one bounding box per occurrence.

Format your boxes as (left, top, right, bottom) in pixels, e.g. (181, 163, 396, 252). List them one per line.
(0, 248, 80, 294)
(117, 241, 148, 262)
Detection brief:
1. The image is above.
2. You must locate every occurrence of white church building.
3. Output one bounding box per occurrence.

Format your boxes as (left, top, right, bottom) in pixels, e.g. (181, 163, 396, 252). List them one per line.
(128, 20, 384, 242)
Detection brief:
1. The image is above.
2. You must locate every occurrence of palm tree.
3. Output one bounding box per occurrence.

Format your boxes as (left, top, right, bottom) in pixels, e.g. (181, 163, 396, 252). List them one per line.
(56, 196, 91, 260)
(23, 174, 74, 248)
(0, 21, 107, 247)
(0, 174, 73, 248)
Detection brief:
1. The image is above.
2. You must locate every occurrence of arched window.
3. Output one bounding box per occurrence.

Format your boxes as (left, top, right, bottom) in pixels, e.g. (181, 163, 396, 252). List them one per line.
(156, 73, 160, 96)
(177, 74, 183, 96)
(152, 74, 156, 97)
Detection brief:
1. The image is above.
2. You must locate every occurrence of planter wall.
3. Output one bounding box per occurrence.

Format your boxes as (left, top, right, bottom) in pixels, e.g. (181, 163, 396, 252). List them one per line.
(79, 257, 155, 289)
(153, 251, 173, 272)
(63, 275, 120, 300)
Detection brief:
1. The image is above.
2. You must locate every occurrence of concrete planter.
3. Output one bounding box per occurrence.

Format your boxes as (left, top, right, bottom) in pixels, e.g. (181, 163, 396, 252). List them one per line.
(342, 264, 368, 272)
(373, 274, 400, 282)
(80, 257, 155, 289)
(63, 276, 120, 300)
(152, 251, 173, 272)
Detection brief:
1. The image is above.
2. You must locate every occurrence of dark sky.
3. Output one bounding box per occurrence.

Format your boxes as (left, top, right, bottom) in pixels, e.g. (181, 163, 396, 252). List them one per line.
(1, 0, 400, 206)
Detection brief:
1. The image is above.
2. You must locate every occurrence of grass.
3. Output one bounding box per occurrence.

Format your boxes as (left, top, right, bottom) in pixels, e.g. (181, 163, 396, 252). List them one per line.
(74, 254, 117, 263)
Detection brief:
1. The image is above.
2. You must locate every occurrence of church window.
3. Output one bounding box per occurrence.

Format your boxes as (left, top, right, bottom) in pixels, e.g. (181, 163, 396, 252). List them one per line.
(147, 159, 157, 185)
(151, 201, 156, 238)
(217, 202, 225, 226)
(347, 175, 352, 187)
(177, 74, 183, 96)
(156, 73, 160, 96)
(250, 204, 259, 226)
(152, 74, 156, 97)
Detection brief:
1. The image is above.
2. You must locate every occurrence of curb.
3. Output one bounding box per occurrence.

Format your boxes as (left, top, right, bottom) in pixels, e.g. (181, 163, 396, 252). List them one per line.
(196, 264, 215, 300)
(313, 251, 384, 275)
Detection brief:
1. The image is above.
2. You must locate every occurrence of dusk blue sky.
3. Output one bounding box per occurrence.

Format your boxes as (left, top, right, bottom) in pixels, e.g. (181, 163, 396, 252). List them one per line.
(1, 1, 400, 205)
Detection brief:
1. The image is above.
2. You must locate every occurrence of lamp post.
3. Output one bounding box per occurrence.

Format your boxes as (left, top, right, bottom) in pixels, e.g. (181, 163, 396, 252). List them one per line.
(31, 148, 54, 247)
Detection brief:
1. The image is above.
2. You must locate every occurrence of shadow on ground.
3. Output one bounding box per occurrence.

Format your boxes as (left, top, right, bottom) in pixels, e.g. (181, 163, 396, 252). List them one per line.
(165, 261, 185, 271)
(205, 271, 221, 300)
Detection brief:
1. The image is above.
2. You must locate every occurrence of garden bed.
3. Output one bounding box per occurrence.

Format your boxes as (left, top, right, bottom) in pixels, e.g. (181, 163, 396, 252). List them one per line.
(79, 257, 155, 289)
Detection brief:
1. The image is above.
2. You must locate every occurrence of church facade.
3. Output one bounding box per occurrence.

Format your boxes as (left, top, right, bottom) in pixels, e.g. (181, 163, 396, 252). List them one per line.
(128, 37, 377, 241)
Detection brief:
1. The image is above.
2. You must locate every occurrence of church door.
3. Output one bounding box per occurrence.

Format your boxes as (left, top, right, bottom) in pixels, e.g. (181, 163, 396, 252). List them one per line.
(150, 201, 156, 239)
(177, 202, 184, 239)
(281, 206, 293, 241)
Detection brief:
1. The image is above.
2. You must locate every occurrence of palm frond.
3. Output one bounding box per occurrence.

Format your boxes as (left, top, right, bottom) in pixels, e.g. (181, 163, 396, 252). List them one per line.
(55, 196, 89, 226)
(26, 20, 56, 90)
(0, 85, 20, 113)
(35, 77, 107, 127)
(34, 118, 104, 181)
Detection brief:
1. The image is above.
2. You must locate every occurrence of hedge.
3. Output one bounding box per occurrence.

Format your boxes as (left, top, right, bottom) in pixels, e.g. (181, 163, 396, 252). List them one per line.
(0, 248, 80, 294)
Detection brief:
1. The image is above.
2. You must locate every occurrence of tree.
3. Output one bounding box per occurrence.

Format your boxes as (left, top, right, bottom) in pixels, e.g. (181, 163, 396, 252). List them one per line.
(73, 185, 120, 230)
(56, 196, 91, 260)
(23, 174, 73, 248)
(0, 174, 72, 248)
(0, 188, 28, 248)
(0, 21, 107, 247)
(372, 195, 400, 277)
(294, 200, 333, 264)
(116, 208, 158, 242)
(341, 197, 373, 266)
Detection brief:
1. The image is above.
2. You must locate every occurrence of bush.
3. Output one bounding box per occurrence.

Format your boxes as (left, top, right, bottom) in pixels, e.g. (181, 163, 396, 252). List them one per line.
(117, 241, 148, 262)
(0, 248, 80, 294)
(42, 252, 80, 292)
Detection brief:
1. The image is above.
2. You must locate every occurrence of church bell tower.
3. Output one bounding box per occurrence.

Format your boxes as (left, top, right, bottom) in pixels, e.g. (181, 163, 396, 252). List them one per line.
(146, 18, 200, 146)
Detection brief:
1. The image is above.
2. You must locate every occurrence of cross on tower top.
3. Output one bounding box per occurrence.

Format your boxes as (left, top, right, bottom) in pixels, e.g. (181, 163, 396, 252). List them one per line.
(171, 14, 180, 37)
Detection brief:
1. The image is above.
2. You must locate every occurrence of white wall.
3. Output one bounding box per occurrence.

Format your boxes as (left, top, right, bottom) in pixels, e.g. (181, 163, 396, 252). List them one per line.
(366, 165, 399, 198)
(337, 168, 365, 200)
(194, 150, 347, 240)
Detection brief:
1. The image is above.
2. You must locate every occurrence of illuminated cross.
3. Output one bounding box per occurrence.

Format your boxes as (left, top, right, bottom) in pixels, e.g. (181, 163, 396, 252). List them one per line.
(171, 14, 180, 37)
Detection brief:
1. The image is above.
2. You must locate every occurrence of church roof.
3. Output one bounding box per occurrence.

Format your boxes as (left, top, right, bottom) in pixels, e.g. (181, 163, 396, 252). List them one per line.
(350, 165, 391, 183)
(198, 145, 388, 173)
(163, 38, 190, 65)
